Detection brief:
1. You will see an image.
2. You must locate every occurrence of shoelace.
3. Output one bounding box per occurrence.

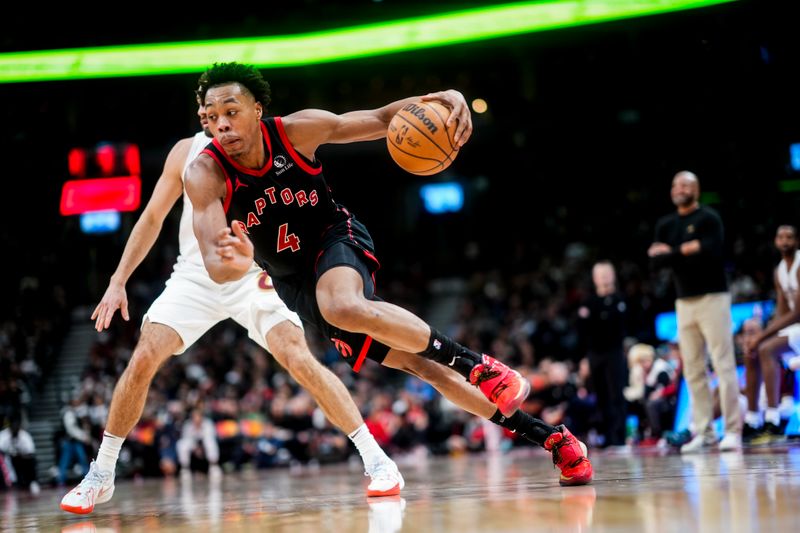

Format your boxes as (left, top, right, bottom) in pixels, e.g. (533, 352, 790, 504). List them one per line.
(79, 464, 111, 490)
(489, 381, 510, 402)
(473, 364, 502, 385)
(550, 435, 584, 468)
(365, 461, 397, 481)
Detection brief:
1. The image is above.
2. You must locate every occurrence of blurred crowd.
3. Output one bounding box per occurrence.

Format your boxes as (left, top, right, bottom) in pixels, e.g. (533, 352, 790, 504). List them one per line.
(0, 275, 69, 427)
(0, 275, 69, 492)
(1, 237, 794, 489)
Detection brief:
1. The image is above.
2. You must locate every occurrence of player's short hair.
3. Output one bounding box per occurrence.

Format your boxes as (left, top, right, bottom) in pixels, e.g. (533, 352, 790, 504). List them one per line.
(196, 62, 271, 109)
(777, 224, 797, 237)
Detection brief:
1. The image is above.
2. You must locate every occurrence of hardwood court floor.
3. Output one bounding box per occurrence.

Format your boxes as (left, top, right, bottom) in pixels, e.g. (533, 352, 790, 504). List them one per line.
(4, 444, 800, 532)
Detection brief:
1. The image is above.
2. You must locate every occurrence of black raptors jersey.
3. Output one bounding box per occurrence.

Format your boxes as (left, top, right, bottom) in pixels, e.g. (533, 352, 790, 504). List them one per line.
(201, 117, 374, 281)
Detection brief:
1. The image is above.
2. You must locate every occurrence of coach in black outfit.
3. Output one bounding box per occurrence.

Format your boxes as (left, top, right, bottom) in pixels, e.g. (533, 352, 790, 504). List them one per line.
(578, 261, 628, 447)
(648, 171, 741, 453)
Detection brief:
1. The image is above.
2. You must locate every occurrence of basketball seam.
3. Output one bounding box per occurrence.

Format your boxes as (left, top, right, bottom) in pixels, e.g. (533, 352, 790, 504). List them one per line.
(395, 114, 451, 160)
(387, 137, 446, 164)
(415, 164, 445, 175)
(426, 104, 457, 152)
(387, 138, 443, 174)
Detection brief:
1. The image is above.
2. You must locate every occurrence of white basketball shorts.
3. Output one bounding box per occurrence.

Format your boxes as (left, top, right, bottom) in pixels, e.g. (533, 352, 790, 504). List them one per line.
(143, 266, 302, 354)
(778, 323, 800, 355)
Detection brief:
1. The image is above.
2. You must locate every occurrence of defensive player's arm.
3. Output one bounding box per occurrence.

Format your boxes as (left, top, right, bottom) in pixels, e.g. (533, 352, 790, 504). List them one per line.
(185, 154, 253, 283)
(283, 90, 473, 160)
(91, 138, 191, 331)
(757, 268, 800, 345)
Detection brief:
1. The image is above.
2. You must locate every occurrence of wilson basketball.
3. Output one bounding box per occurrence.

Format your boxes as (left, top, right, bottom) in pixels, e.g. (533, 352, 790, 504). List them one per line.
(387, 101, 459, 176)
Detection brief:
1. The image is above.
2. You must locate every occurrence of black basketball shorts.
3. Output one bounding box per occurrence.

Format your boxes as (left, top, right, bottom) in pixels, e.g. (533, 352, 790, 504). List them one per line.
(273, 241, 391, 372)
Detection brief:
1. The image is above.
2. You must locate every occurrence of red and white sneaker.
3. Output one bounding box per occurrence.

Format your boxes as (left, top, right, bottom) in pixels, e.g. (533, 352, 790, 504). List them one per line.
(544, 425, 593, 486)
(60, 461, 115, 514)
(365, 457, 405, 497)
(469, 354, 531, 416)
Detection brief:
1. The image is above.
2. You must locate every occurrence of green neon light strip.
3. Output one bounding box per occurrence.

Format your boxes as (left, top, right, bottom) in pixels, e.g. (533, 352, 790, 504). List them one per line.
(0, 0, 736, 83)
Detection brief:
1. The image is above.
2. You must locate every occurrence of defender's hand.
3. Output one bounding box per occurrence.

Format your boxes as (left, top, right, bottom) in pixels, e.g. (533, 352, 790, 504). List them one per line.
(90, 281, 129, 332)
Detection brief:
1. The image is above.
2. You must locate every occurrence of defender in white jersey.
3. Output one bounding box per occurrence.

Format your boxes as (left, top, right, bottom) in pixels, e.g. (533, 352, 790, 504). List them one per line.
(61, 104, 403, 515)
(743, 225, 800, 443)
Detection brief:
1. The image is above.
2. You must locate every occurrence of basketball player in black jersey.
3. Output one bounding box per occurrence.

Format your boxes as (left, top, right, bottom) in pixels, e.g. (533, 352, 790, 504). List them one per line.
(185, 62, 592, 485)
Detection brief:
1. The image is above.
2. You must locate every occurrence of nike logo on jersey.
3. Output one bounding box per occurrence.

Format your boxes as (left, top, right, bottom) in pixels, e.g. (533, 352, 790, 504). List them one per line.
(449, 356, 457, 366)
(235, 178, 249, 192)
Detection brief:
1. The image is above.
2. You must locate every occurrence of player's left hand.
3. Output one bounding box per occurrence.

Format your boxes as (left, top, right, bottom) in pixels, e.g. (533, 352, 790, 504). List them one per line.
(215, 221, 254, 270)
(421, 90, 472, 147)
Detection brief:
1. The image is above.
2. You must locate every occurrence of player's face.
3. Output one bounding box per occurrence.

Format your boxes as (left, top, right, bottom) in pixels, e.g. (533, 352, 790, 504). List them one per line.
(775, 227, 797, 254)
(197, 102, 211, 138)
(670, 175, 698, 208)
(204, 84, 263, 157)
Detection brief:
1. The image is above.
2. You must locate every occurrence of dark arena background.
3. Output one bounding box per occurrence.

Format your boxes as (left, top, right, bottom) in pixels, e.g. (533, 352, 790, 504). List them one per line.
(3, 1, 800, 531)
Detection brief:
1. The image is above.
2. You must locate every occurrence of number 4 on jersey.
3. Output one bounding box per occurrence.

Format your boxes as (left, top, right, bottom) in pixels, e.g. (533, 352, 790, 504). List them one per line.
(277, 223, 300, 252)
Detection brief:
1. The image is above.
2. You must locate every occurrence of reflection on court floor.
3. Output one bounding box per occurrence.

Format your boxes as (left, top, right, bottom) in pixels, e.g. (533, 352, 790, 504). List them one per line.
(5, 445, 800, 532)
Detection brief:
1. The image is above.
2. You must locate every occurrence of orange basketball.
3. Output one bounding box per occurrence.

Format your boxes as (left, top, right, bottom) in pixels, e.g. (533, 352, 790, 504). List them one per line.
(387, 101, 459, 176)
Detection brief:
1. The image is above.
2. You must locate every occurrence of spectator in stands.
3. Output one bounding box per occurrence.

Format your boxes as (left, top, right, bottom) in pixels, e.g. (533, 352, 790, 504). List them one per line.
(0, 417, 40, 494)
(177, 408, 221, 478)
(57, 397, 91, 485)
(643, 346, 679, 445)
(155, 403, 183, 477)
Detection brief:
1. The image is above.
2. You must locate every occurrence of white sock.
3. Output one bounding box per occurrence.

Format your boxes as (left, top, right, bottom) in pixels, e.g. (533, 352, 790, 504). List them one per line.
(765, 408, 781, 427)
(96, 431, 124, 473)
(348, 424, 386, 466)
(744, 411, 762, 428)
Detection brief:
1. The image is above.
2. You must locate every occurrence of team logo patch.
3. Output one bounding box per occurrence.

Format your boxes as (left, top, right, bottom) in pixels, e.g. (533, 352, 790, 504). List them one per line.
(274, 155, 288, 168)
(333, 338, 353, 358)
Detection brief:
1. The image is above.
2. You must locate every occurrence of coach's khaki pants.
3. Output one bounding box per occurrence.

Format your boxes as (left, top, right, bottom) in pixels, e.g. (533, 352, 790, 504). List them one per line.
(676, 292, 741, 438)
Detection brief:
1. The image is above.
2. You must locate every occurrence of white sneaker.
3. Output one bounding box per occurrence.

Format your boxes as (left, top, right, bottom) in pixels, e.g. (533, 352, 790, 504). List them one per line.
(719, 433, 742, 452)
(365, 457, 405, 497)
(60, 461, 115, 514)
(29, 481, 41, 496)
(680, 434, 717, 454)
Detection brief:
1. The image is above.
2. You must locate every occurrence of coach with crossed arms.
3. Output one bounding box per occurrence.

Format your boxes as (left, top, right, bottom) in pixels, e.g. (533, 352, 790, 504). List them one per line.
(648, 171, 741, 453)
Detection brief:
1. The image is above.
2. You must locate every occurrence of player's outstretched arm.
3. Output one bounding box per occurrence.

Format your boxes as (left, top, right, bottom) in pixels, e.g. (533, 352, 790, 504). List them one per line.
(185, 154, 253, 283)
(282, 89, 472, 160)
(91, 138, 191, 332)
